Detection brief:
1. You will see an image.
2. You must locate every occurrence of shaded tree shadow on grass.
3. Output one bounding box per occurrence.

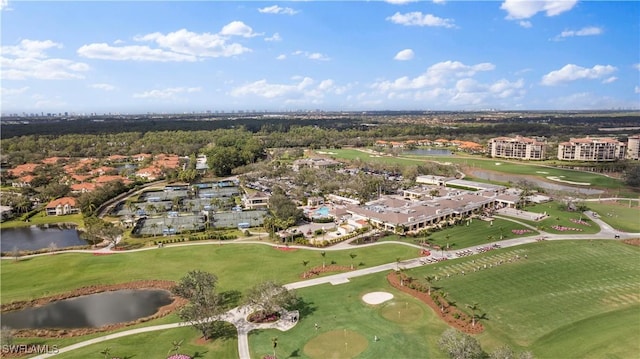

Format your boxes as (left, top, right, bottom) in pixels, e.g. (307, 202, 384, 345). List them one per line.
(190, 351, 208, 358)
(208, 321, 237, 341)
(290, 297, 317, 318)
(220, 289, 242, 309)
(288, 348, 301, 357)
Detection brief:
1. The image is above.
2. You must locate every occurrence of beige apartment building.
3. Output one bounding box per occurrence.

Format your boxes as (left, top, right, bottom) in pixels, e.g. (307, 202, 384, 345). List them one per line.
(627, 134, 640, 160)
(489, 136, 546, 160)
(557, 137, 626, 162)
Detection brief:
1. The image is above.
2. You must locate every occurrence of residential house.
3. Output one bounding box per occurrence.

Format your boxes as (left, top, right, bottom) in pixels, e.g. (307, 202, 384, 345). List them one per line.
(46, 197, 80, 216)
(243, 191, 270, 210)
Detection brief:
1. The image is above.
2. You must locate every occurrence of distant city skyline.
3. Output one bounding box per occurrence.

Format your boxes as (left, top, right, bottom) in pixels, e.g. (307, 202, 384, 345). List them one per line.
(1, 0, 639, 114)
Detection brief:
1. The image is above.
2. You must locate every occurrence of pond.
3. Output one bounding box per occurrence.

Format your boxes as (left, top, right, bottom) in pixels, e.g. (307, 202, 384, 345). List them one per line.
(0, 289, 173, 329)
(0, 225, 88, 252)
(403, 149, 452, 156)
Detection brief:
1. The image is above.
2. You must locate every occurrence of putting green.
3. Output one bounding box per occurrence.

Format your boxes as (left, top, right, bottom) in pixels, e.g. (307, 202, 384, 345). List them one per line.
(304, 329, 368, 359)
(379, 300, 424, 324)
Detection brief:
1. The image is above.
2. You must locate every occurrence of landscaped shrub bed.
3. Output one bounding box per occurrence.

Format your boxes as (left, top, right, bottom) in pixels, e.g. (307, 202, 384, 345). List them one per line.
(387, 271, 484, 334)
(247, 310, 280, 323)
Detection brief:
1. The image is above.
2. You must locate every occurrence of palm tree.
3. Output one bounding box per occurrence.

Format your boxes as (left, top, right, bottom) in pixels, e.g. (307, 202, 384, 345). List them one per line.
(302, 260, 309, 278)
(349, 253, 357, 269)
(466, 303, 480, 327)
(320, 251, 326, 268)
(424, 275, 435, 295)
(439, 291, 448, 313)
(99, 347, 111, 359)
(499, 226, 505, 240)
(151, 223, 159, 237)
(168, 339, 184, 356)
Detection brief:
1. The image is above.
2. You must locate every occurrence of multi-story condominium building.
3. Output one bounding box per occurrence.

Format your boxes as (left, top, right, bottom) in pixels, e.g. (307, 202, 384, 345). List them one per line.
(627, 134, 640, 160)
(489, 136, 546, 160)
(557, 137, 627, 162)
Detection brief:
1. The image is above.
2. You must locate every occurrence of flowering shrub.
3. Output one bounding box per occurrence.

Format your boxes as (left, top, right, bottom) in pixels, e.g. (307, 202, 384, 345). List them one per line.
(511, 229, 533, 235)
(263, 355, 277, 359)
(570, 219, 591, 226)
(248, 311, 281, 323)
(167, 355, 192, 359)
(551, 225, 582, 232)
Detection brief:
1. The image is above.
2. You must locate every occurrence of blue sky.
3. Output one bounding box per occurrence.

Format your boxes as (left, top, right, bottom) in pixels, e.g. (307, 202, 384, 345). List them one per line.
(1, 0, 639, 114)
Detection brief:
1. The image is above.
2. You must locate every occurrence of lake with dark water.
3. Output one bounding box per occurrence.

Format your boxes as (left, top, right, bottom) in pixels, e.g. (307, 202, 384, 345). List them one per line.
(0, 289, 173, 329)
(0, 225, 88, 252)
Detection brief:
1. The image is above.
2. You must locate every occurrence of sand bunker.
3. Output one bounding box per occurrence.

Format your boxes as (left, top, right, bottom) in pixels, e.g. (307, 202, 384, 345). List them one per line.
(362, 291, 394, 305)
(546, 176, 590, 186)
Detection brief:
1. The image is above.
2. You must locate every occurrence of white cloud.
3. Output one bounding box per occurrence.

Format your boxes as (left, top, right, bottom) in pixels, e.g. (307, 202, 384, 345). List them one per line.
(1, 86, 29, 96)
(541, 64, 617, 86)
(553, 26, 603, 40)
(230, 77, 346, 101)
(393, 49, 415, 61)
(1, 40, 90, 80)
(113, 39, 125, 45)
(133, 87, 201, 99)
(276, 54, 286, 60)
(501, 0, 578, 19)
(137, 28, 252, 56)
(367, 61, 526, 108)
(231, 77, 314, 98)
(635, 86, 640, 94)
(387, 12, 456, 28)
(2, 39, 62, 58)
(292, 50, 330, 61)
(0, 0, 11, 11)
(90, 83, 116, 91)
(265, 33, 282, 42)
(78, 43, 198, 62)
(633, 63, 640, 71)
(518, 20, 532, 28)
(258, 5, 298, 15)
(394, 49, 415, 61)
(80, 23, 256, 62)
(384, 0, 419, 4)
(219, 21, 261, 38)
(602, 76, 617, 84)
(433, 0, 446, 4)
(373, 60, 495, 91)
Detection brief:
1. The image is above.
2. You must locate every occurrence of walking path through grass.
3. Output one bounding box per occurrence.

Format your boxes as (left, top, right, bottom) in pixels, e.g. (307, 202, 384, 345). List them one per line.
(26, 212, 640, 359)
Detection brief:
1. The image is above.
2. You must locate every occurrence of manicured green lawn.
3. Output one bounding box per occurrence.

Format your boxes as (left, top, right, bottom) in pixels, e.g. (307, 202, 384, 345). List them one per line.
(379, 218, 538, 250)
(500, 202, 601, 235)
(324, 148, 624, 189)
(3, 241, 639, 358)
(0, 212, 84, 229)
(584, 201, 640, 233)
(0, 243, 419, 304)
(249, 274, 450, 359)
(53, 325, 238, 359)
(404, 240, 640, 356)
